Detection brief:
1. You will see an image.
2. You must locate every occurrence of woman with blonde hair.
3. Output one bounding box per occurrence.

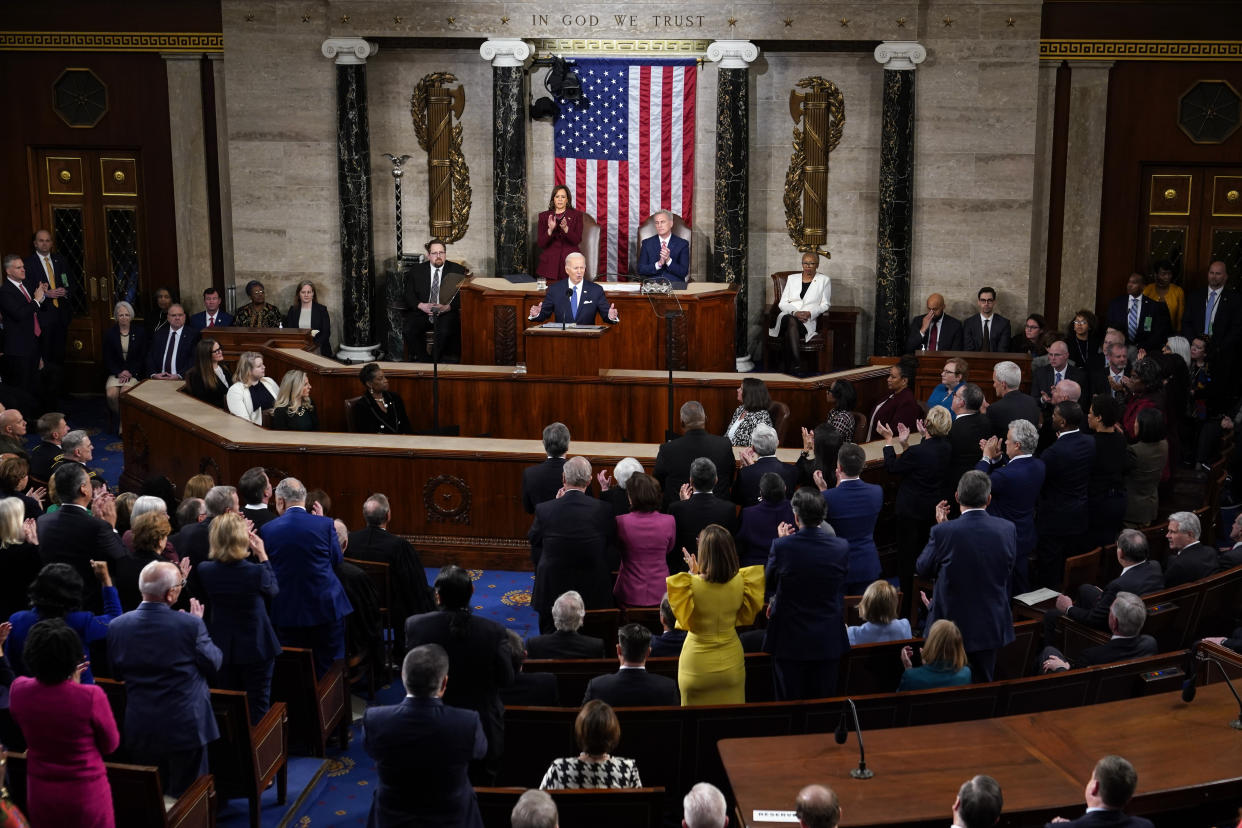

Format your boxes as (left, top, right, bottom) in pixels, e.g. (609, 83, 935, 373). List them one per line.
(846, 580, 912, 646)
(539, 700, 640, 789)
(271, 369, 319, 431)
(225, 351, 279, 424)
(0, 496, 39, 620)
(897, 619, 972, 691)
(666, 524, 764, 705)
(183, 474, 215, 501)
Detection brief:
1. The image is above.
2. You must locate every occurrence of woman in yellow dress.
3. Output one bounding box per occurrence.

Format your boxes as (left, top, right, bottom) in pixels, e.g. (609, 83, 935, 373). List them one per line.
(666, 524, 765, 706)
(1142, 260, 1185, 331)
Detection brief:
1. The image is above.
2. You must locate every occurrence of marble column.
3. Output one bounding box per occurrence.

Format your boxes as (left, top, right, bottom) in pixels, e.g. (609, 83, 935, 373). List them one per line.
(208, 54, 235, 295)
(322, 37, 380, 362)
(481, 39, 534, 275)
(1058, 61, 1113, 319)
(707, 40, 760, 372)
(872, 42, 926, 357)
(162, 53, 212, 310)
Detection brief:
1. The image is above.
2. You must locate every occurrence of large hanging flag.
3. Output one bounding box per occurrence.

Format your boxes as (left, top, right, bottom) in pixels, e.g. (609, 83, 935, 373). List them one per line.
(553, 58, 697, 277)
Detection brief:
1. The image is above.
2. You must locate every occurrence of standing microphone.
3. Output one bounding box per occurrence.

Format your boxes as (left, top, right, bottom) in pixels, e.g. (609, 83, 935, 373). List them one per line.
(833, 698, 874, 779)
(1182, 641, 1242, 730)
(1182, 642, 1200, 703)
(564, 287, 573, 330)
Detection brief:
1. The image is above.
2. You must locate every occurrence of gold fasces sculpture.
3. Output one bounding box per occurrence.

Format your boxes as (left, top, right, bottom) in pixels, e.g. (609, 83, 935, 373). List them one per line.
(410, 72, 471, 243)
(785, 77, 845, 257)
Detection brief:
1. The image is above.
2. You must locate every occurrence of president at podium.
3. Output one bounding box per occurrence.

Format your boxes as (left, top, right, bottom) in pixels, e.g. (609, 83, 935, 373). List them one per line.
(528, 252, 620, 326)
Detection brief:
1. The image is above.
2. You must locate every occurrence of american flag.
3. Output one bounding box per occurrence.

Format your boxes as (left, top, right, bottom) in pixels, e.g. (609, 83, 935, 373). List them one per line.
(553, 58, 697, 276)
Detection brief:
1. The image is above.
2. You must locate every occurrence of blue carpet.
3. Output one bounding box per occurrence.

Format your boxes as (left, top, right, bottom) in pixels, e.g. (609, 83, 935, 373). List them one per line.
(22, 395, 124, 489)
(215, 756, 330, 828)
(430, 567, 538, 640)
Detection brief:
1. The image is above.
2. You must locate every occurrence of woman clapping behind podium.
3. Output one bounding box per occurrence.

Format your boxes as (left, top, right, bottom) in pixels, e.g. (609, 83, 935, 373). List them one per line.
(536, 185, 583, 283)
(271, 370, 318, 432)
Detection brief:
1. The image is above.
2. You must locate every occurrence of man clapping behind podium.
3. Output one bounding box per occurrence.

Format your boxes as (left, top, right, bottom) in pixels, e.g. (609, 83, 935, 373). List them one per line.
(528, 253, 619, 326)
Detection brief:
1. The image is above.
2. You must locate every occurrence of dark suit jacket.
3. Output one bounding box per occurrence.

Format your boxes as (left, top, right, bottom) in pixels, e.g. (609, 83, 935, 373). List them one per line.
(636, 234, 690, 280)
(917, 510, 1017, 652)
(583, 667, 679, 707)
(653, 428, 736, 508)
(499, 672, 560, 707)
(649, 629, 687, 657)
(27, 440, 60, 484)
(37, 503, 128, 614)
(669, 492, 738, 564)
(1087, 361, 1130, 403)
(822, 479, 883, 586)
(1106, 292, 1171, 350)
(736, 499, 795, 568)
(522, 457, 567, 514)
(102, 324, 149, 378)
(23, 250, 72, 319)
(868, 389, 923, 440)
(763, 526, 850, 661)
(732, 456, 799, 507)
(404, 260, 468, 312)
(1066, 560, 1165, 629)
(904, 313, 963, 353)
(1044, 809, 1154, 828)
(260, 506, 353, 628)
(1030, 364, 1088, 410)
(196, 558, 281, 664)
(1037, 430, 1097, 537)
(530, 279, 616, 326)
(363, 696, 486, 828)
(0, 278, 48, 357)
(186, 308, 234, 333)
(283, 302, 332, 357)
(347, 526, 435, 624)
(1219, 543, 1242, 573)
(1069, 633, 1157, 670)
(242, 504, 278, 529)
(525, 630, 605, 659)
(145, 324, 196, 376)
(107, 601, 222, 753)
(528, 491, 617, 615)
(977, 456, 1045, 554)
(884, 437, 952, 521)
(987, 390, 1042, 436)
(962, 313, 1012, 352)
(1182, 286, 1240, 350)
(1163, 541, 1218, 588)
(946, 413, 994, 494)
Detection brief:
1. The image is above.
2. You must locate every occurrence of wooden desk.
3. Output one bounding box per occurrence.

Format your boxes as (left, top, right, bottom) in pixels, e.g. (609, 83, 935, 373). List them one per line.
(719, 684, 1242, 827)
(523, 324, 614, 376)
(459, 278, 736, 371)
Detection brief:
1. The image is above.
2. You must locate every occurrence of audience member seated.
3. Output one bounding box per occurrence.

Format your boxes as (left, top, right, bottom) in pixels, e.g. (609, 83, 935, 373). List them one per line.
(667, 525, 764, 706)
(9, 618, 119, 828)
(182, 338, 229, 410)
(847, 580, 912, 646)
(986, 360, 1040, 436)
(1039, 591, 1156, 673)
(724, 377, 774, 448)
(734, 425, 798, 506)
(596, 456, 642, 517)
(650, 594, 686, 657)
(928, 357, 967, 418)
(905, 292, 963, 353)
(539, 700, 641, 789)
(1107, 272, 1172, 353)
(951, 775, 1004, 828)
(946, 383, 993, 496)
(1085, 394, 1129, 549)
(511, 789, 559, 828)
(962, 286, 1012, 353)
(1042, 529, 1164, 638)
(197, 511, 280, 725)
(116, 512, 174, 610)
(1162, 510, 1216, 588)
(271, 369, 319, 431)
(897, 619, 972, 691)
(146, 303, 193, 380)
(868, 358, 921, 440)
(819, 442, 883, 594)
(1020, 314, 1048, 359)
(1122, 409, 1166, 529)
(682, 782, 730, 828)
(226, 351, 279, 425)
(0, 498, 40, 620)
(670, 458, 738, 570)
(1034, 401, 1096, 589)
(0, 458, 43, 522)
(613, 473, 675, 608)
(523, 422, 572, 514)
(583, 623, 679, 707)
(526, 591, 605, 659)
(636, 210, 688, 281)
(103, 300, 148, 423)
(363, 643, 487, 827)
(821, 379, 859, 442)
(27, 412, 68, 486)
(49, 430, 101, 488)
(232, 279, 284, 328)
(654, 401, 737, 509)
(769, 251, 832, 375)
(238, 467, 278, 529)
(795, 784, 842, 828)
(283, 280, 333, 358)
(1218, 512, 1242, 572)
(7, 562, 118, 684)
(0, 413, 29, 461)
(347, 493, 434, 624)
(353, 363, 410, 434)
(186, 285, 233, 332)
(1044, 754, 1154, 827)
(499, 629, 559, 707)
(404, 565, 513, 784)
(107, 561, 221, 798)
(1090, 336, 1131, 403)
(736, 472, 795, 568)
(881, 405, 952, 602)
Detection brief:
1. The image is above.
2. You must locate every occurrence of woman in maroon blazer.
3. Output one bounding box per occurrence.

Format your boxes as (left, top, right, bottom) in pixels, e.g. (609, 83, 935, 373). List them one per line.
(535, 185, 584, 282)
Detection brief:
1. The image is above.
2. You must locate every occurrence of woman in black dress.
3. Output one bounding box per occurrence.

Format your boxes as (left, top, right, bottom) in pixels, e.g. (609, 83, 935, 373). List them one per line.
(353, 363, 409, 434)
(271, 369, 319, 431)
(182, 338, 230, 409)
(283, 280, 333, 357)
(1085, 394, 1130, 549)
(103, 300, 148, 426)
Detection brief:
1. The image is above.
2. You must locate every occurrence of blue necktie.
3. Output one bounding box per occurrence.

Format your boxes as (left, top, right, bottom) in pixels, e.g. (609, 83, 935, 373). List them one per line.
(571, 286, 579, 318)
(1127, 297, 1139, 340)
(1206, 290, 1218, 335)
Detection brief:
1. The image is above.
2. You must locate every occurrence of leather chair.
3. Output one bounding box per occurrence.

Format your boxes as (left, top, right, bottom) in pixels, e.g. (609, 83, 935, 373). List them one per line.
(633, 211, 692, 278)
(581, 212, 602, 281)
(763, 271, 829, 375)
(768, 400, 792, 446)
(343, 396, 361, 432)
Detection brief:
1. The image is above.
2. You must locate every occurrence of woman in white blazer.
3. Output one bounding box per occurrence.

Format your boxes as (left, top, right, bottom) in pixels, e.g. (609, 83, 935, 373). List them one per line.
(769, 251, 832, 373)
(226, 350, 280, 424)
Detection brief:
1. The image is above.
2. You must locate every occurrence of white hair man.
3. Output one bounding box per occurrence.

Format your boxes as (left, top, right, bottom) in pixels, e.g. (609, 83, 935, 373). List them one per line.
(528, 252, 619, 325)
(524, 590, 605, 659)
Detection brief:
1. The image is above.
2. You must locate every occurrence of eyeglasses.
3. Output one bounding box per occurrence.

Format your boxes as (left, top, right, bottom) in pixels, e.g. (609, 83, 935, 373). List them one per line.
(1024, 323, 1041, 330)
(211, 346, 223, 354)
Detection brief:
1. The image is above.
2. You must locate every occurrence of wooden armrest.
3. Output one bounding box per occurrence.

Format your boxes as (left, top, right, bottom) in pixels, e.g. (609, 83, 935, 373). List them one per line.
(166, 772, 216, 828)
(251, 701, 289, 787)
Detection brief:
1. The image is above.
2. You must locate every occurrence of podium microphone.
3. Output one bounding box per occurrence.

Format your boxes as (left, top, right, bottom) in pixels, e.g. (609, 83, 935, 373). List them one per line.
(564, 286, 573, 330)
(1181, 642, 1242, 729)
(833, 698, 874, 779)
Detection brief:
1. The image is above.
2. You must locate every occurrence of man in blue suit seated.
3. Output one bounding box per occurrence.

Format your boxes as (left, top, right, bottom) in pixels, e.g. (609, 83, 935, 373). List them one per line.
(817, 442, 883, 595)
(187, 286, 234, 333)
(1043, 754, 1154, 827)
(916, 470, 1017, 683)
(764, 488, 851, 700)
(260, 476, 353, 677)
(527, 252, 619, 326)
(1038, 591, 1156, 673)
(636, 210, 689, 281)
(976, 418, 1045, 596)
(108, 560, 222, 797)
(363, 643, 487, 828)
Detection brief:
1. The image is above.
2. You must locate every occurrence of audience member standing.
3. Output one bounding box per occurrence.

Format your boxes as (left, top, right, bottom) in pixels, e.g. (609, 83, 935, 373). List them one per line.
(347, 493, 434, 625)
(1085, 395, 1129, 549)
(0, 254, 47, 398)
(654, 401, 737, 508)
(1035, 401, 1095, 589)
(881, 405, 952, 604)
(733, 425, 798, 506)
(986, 360, 1040, 436)
(819, 443, 883, 594)
(669, 458, 738, 571)
(613, 473, 675, 607)
(735, 472, 795, 568)
(522, 422, 572, 514)
(36, 464, 123, 614)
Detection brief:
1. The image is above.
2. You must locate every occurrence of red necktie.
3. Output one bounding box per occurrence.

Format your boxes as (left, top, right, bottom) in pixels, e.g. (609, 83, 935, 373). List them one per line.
(18, 283, 40, 337)
(207, 315, 214, 327)
(927, 321, 939, 351)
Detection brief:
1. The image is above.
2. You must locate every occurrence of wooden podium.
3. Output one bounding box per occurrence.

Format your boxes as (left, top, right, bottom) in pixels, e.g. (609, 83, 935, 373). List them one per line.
(523, 323, 614, 376)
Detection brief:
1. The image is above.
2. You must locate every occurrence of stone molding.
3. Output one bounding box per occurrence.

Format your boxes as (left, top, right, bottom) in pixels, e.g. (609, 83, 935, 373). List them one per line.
(479, 38, 533, 68)
(873, 41, 926, 71)
(321, 37, 378, 64)
(706, 39, 759, 69)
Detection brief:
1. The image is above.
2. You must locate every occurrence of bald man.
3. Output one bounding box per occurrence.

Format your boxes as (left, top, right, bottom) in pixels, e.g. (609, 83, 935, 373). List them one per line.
(906, 293, 963, 353)
(0, 409, 30, 459)
(796, 785, 841, 828)
(528, 253, 619, 326)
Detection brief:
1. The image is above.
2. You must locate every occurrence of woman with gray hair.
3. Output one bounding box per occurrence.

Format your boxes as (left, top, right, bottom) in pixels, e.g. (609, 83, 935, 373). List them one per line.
(596, 457, 642, 516)
(102, 299, 149, 426)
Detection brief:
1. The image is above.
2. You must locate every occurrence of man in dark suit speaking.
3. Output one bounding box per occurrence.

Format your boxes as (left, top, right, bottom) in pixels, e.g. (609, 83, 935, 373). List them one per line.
(404, 238, 468, 363)
(636, 210, 689, 281)
(528, 252, 619, 326)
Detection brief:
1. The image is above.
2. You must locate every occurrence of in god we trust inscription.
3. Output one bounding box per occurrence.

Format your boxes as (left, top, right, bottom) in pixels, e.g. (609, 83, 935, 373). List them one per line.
(529, 13, 707, 28)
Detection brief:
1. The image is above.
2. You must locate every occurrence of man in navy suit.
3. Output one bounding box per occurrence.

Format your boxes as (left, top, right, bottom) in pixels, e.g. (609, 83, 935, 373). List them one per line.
(636, 210, 689, 280)
(1043, 754, 1154, 828)
(38, 463, 126, 613)
(961, 286, 1012, 352)
(528, 252, 619, 326)
(260, 476, 353, 677)
(946, 383, 994, 498)
(1044, 530, 1164, 639)
(976, 419, 1045, 595)
(1181, 260, 1239, 346)
(764, 488, 851, 699)
(363, 643, 487, 828)
(733, 425, 798, 506)
(1039, 591, 1156, 673)
(24, 229, 72, 366)
(905, 292, 964, 353)
(583, 623, 679, 707)
(1030, 340, 1087, 415)
(525, 590, 606, 658)
(654, 401, 737, 508)
(650, 595, 687, 657)
(1106, 272, 1171, 352)
(1034, 401, 1096, 588)
(187, 286, 234, 333)
(916, 471, 1017, 682)
(986, 360, 1041, 437)
(146, 303, 195, 379)
(0, 253, 49, 396)
(669, 457, 738, 572)
(108, 560, 222, 797)
(819, 442, 882, 594)
(522, 422, 572, 514)
(1162, 511, 1217, 588)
